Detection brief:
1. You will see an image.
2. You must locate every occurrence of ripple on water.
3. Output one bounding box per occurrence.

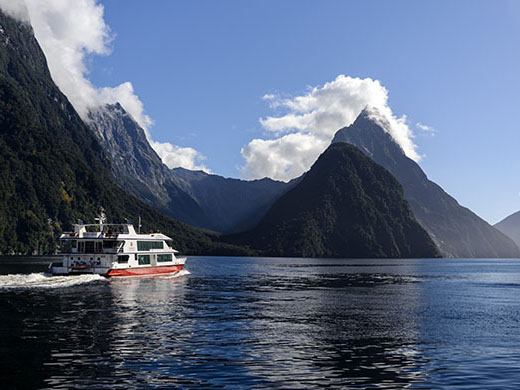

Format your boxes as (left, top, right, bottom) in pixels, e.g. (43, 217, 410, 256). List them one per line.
(1, 257, 520, 389)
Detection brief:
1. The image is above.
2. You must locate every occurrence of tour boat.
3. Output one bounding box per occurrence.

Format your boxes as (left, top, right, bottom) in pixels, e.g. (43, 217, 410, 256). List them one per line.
(48, 219, 186, 277)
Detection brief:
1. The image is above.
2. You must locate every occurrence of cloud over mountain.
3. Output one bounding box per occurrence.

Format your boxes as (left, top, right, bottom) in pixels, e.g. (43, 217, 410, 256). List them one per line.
(242, 75, 420, 181)
(150, 141, 209, 172)
(0, 0, 29, 21)
(0, 0, 208, 172)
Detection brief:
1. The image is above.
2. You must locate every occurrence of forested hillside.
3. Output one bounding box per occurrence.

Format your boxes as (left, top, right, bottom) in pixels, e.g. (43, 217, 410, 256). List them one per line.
(225, 143, 440, 258)
(0, 10, 250, 256)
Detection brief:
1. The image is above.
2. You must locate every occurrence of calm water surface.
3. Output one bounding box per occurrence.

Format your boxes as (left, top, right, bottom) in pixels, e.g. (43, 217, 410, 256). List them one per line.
(1, 257, 520, 389)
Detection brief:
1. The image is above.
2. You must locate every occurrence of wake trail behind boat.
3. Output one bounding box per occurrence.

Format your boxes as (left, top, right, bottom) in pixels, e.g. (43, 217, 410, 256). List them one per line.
(0, 273, 107, 290)
(155, 269, 191, 279)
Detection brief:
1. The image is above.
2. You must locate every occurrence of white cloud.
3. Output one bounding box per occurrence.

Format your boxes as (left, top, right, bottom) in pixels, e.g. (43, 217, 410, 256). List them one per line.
(24, 0, 111, 117)
(242, 75, 420, 181)
(262, 93, 276, 101)
(150, 141, 209, 172)
(416, 122, 436, 133)
(0, 0, 207, 172)
(0, 0, 29, 21)
(241, 133, 328, 180)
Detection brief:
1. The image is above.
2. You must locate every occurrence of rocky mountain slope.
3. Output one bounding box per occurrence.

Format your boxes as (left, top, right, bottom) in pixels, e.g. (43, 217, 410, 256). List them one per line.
(87, 104, 210, 228)
(332, 109, 520, 258)
(88, 103, 293, 233)
(494, 211, 520, 249)
(225, 143, 440, 258)
(0, 10, 249, 255)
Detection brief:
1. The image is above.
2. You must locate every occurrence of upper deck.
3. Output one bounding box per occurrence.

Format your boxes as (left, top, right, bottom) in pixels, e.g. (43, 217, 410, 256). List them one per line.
(60, 223, 171, 241)
(58, 223, 177, 255)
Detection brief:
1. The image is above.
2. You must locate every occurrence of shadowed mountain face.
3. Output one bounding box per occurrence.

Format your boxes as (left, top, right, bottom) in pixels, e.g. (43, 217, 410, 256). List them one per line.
(332, 109, 520, 258)
(225, 143, 440, 259)
(87, 104, 210, 229)
(88, 104, 293, 233)
(169, 167, 297, 233)
(0, 10, 250, 255)
(495, 211, 520, 249)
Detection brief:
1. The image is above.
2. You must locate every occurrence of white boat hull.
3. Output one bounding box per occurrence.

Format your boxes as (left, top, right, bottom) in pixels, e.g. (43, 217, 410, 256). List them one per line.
(49, 258, 186, 277)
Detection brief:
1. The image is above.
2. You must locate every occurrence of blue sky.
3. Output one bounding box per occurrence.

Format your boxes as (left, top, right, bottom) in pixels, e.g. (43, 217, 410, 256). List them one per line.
(84, 0, 520, 224)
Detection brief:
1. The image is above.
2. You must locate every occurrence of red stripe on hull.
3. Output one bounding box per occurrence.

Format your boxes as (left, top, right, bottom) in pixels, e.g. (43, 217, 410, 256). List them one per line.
(106, 264, 184, 277)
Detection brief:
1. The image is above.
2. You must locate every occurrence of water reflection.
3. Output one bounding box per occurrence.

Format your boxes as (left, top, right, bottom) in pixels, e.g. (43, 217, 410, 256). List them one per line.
(240, 261, 428, 388)
(1, 257, 520, 388)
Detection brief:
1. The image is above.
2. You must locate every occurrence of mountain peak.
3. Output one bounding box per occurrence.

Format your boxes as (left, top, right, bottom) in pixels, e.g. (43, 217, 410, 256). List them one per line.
(358, 104, 380, 119)
(332, 107, 407, 162)
(109, 102, 127, 115)
(332, 110, 520, 258)
(364, 105, 392, 127)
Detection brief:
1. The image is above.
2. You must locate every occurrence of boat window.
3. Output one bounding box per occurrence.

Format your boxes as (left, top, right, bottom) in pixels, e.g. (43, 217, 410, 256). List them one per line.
(71, 240, 77, 248)
(84, 241, 95, 253)
(137, 241, 164, 251)
(103, 240, 116, 248)
(78, 241, 85, 253)
(117, 255, 129, 264)
(60, 240, 71, 253)
(138, 254, 151, 265)
(157, 254, 172, 262)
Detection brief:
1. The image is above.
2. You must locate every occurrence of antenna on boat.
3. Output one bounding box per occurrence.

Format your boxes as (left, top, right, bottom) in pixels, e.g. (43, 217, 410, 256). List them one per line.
(138, 216, 141, 234)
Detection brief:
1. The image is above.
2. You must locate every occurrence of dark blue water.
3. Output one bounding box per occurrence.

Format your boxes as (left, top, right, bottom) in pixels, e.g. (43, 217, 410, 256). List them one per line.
(1, 257, 520, 389)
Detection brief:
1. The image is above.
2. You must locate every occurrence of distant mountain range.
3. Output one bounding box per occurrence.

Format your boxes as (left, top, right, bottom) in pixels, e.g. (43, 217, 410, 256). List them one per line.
(225, 143, 440, 258)
(332, 109, 520, 258)
(84, 86, 520, 259)
(495, 211, 520, 249)
(88, 103, 294, 233)
(88, 103, 441, 258)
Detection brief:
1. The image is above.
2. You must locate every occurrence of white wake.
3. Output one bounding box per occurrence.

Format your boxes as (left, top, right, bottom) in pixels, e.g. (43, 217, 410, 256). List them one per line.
(0, 273, 107, 290)
(154, 269, 191, 279)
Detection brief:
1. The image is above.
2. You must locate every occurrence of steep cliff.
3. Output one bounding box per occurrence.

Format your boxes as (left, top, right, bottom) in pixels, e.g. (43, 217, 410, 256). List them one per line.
(332, 109, 520, 258)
